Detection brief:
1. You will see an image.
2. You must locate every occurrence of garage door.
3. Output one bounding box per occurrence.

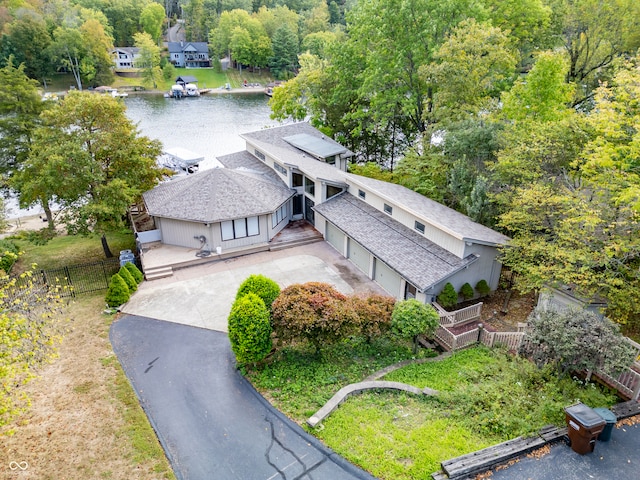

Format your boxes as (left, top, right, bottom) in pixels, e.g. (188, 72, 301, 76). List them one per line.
(326, 223, 345, 254)
(348, 239, 370, 275)
(374, 259, 401, 298)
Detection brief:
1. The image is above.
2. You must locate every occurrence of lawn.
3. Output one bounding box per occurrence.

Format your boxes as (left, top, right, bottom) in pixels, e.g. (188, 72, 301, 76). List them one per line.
(0, 293, 175, 479)
(247, 344, 619, 480)
(7, 229, 135, 272)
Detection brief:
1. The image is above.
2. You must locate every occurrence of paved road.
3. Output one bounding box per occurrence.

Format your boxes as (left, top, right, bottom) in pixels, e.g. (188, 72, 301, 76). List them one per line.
(110, 315, 377, 480)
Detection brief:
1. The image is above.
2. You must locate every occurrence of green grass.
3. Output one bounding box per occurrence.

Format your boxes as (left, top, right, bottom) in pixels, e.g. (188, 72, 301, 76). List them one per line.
(247, 344, 619, 480)
(101, 351, 175, 478)
(8, 230, 135, 271)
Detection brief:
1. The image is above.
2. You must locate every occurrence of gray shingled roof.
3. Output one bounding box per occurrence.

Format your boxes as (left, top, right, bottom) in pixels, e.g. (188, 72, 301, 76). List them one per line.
(313, 193, 478, 292)
(241, 123, 352, 184)
(144, 167, 294, 223)
(217, 151, 283, 183)
(346, 174, 511, 246)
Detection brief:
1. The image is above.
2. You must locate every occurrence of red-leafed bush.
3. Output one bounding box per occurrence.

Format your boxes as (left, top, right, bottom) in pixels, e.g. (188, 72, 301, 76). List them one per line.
(272, 282, 358, 353)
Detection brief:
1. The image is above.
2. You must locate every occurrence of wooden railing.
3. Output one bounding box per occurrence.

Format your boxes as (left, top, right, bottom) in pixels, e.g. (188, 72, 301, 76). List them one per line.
(435, 302, 483, 327)
(625, 337, 640, 370)
(480, 330, 525, 351)
(595, 368, 640, 401)
(435, 326, 482, 352)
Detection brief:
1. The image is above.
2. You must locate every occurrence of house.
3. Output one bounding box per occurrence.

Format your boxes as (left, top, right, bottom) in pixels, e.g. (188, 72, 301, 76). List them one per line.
(142, 122, 510, 302)
(167, 42, 211, 68)
(143, 157, 294, 253)
(113, 47, 139, 69)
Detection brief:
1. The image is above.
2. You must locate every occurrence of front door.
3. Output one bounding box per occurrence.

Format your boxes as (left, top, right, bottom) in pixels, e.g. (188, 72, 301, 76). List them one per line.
(304, 197, 315, 225)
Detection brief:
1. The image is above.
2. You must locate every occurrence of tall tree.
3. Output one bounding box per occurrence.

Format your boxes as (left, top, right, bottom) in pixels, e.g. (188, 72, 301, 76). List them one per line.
(550, 0, 640, 107)
(13, 92, 163, 235)
(421, 19, 518, 125)
(140, 2, 166, 44)
(269, 24, 298, 79)
(0, 58, 48, 176)
(0, 14, 52, 84)
(134, 31, 162, 88)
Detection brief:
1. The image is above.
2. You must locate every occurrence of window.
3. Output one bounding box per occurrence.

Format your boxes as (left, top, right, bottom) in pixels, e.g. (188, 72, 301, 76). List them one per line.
(254, 150, 265, 161)
(292, 172, 303, 187)
(325, 155, 336, 165)
(326, 185, 342, 199)
(304, 176, 315, 196)
(272, 204, 287, 228)
(274, 163, 287, 175)
(221, 217, 260, 240)
(384, 203, 393, 215)
(414, 221, 425, 234)
(358, 189, 366, 199)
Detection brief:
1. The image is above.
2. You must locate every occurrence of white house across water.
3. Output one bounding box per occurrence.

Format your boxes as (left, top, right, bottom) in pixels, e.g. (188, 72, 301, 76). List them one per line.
(141, 122, 510, 302)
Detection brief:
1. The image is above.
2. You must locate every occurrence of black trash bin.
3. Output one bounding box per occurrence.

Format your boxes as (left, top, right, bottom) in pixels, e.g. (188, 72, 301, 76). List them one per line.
(564, 403, 606, 454)
(593, 408, 617, 442)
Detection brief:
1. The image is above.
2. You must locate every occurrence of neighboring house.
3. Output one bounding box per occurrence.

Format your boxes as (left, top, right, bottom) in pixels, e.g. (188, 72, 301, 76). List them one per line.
(538, 285, 607, 319)
(142, 122, 510, 302)
(167, 42, 211, 68)
(113, 47, 139, 69)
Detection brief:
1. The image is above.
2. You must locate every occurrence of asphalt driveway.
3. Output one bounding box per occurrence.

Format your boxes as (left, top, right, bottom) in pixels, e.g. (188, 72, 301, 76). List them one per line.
(110, 315, 376, 480)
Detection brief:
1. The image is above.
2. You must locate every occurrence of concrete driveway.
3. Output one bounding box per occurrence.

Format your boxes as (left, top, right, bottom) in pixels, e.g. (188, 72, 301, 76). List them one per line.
(122, 242, 386, 331)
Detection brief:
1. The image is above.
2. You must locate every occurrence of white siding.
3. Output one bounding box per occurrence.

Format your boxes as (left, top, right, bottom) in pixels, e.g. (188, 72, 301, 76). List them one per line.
(345, 181, 466, 257)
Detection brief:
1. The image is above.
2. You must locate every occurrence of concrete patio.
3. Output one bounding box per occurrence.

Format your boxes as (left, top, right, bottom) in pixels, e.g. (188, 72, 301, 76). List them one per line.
(139, 220, 323, 279)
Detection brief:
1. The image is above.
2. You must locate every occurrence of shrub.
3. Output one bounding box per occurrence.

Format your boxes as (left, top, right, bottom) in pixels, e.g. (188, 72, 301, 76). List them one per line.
(520, 307, 636, 378)
(105, 274, 131, 307)
(124, 262, 144, 284)
(475, 279, 491, 296)
(118, 266, 137, 292)
(350, 294, 396, 342)
(272, 282, 358, 354)
(0, 239, 20, 273)
(227, 293, 272, 365)
(459, 282, 474, 300)
(437, 282, 458, 308)
(391, 299, 440, 353)
(235, 274, 280, 312)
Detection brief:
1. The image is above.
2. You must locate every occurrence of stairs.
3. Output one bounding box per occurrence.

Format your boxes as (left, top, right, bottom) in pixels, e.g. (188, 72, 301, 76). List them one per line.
(269, 234, 323, 251)
(144, 265, 173, 280)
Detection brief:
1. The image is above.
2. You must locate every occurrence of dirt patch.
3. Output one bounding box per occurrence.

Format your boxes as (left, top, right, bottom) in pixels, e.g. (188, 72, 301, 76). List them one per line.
(0, 295, 173, 480)
(479, 290, 537, 332)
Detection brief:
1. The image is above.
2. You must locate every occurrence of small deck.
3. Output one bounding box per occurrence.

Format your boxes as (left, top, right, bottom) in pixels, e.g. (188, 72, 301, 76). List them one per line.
(140, 220, 323, 279)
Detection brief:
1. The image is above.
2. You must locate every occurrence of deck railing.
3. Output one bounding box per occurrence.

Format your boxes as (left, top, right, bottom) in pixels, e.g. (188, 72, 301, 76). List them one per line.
(595, 368, 640, 401)
(435, 302, 483, 327)
(625, 337, 640, 370)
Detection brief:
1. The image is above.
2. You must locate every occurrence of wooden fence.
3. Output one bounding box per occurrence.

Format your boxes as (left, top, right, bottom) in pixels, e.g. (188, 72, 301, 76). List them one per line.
(436, 325, 525, 353)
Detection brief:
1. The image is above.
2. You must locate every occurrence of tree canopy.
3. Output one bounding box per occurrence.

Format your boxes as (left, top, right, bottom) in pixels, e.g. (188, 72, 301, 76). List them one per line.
(12, 91, 163, 233)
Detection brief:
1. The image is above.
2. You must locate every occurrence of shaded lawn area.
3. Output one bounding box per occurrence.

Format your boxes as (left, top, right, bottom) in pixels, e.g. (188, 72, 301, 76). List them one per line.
(8, 229, 135, 272)
(247, 344, 619, 480)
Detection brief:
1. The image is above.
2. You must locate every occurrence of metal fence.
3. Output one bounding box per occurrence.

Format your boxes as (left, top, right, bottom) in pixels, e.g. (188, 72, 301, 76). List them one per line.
(11, 257, 130, 298)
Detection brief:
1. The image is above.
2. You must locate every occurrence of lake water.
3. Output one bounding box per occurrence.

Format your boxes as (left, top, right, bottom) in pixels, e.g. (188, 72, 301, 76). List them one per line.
(123, 92, 279, 169)
(5, 92, 278, 218)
